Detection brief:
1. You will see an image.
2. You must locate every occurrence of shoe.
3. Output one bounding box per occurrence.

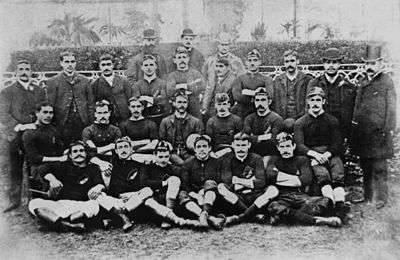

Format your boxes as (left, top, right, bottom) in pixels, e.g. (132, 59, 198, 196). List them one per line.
(254, 214, 267, 224)
(102, 219, 113, 230)
(224, 215, 240, 226)
(334, 202, 351, 222)
(315, 216, 342, 228)
(161, 221, 172, 230)
(60, 221, 86, 233)
(376, 200, 387, 209)
(3, 203, 20, 213)
(198, 211, 209, 228)
(122, 221, 133, 232)
(208, 214, 226, 230)
(34, 208, 60, 223)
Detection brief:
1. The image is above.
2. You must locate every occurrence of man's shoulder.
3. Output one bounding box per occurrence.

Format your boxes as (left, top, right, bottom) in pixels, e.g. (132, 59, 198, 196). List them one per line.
(269, 111, 283, 121)
(187, 114, 201, 123)
(295, 114, 309, 126)
(323, 113, 340, 124)
(244, 112, 257, 121)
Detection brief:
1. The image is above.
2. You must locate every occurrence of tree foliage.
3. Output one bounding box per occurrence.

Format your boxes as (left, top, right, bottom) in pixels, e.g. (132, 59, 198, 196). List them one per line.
(251, 22, 267, 42)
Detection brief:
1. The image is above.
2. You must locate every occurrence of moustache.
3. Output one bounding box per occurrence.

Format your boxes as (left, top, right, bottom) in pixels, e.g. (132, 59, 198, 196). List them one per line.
(282, 152, 290, 156)
(73, 154, 85, 159)
(286, 65, 295, 70)
(312, 105, 319, 109)
(178, 106, 186, 110)
(178, 62, 187, 66)
(256, 105, 266, 110)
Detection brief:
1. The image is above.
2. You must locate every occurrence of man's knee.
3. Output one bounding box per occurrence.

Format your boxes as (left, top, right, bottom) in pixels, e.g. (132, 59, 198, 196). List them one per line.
(254, 186, 279, 208)
(312, 165, 331, 187)
(372, 159, 387, 175)
(139, 187, 154, 199)
(167, 175, 181, 187)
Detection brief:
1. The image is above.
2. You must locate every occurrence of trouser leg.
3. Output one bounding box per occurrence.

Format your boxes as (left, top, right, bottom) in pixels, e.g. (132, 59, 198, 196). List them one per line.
(372, 159, 388, 203)
(360, 158, 373, 201)
(7, 136, 24, 207)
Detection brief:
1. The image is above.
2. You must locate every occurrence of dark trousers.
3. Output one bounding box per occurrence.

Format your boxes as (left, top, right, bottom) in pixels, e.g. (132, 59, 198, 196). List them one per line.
(6, 133, 25, 205)
(312, 156, 345, 188)
(360, 158, 388, 202)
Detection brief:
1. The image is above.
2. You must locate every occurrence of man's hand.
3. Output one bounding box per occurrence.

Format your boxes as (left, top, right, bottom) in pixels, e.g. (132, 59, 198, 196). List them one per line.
(48, 178, 63, 197)
(120, 192, 134, 203)
(14, 123, 37, 132)
(257, 133, 272, 142)
(88, 184, 105, 200)
(59, 154, 68, 162)
(307, 150, 328, 164)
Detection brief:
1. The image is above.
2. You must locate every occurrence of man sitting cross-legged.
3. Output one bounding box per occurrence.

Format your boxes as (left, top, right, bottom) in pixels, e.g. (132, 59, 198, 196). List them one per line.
(28, 141, 104, 233)
(265, 132, 342, 227)
(178, 135, 226, 230)
(205, 93, 242, 158)
(95, 137, 199, 231)
(140, 141, 183, 229)
(219, 132, 279, 226)
(294, 86, 350, 222)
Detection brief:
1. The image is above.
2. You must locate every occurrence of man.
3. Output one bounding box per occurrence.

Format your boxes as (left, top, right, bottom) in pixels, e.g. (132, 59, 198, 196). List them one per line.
(231, 49, 274, 119)
(0, 60, 46, 212)
(307, 48, 356, 140)
(82, 100, 121, 161)
(351, 45, 396, 209)
(179, 135, 226, 229)
(159, 90, 204, 165)
(126, 28, 167, 84)
(202, 32, 245, 89)
(119, 97, 158, 145)
(46, 51, 93, 146)
(218, 132, 278, 224)
(166, 46, 205, 118)
(28, 141, 104, 232)
(202, 58, 237, 117)
(169, 28, 205, 73)
(95, 137, 198, 230)
(294, 87, 349, 221)
(243, 87, 283, 166)
(264, 132, 342, 227)
(140, 141, 182, 229)
(90, 54, 132, 125)
(132, 55, 169, 125)
(206, 93, 242, 154)
(273, 50, 313, 119)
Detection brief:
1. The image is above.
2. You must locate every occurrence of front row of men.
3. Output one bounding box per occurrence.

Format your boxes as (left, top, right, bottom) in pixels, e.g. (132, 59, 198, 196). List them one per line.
(27, 84, 346, 232)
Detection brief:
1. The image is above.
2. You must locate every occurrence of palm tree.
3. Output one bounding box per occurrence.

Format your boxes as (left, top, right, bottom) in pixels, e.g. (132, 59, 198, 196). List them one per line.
(99, 23, 126, 43)
(280, 22, 292, 39)
(305, 23, 336, 40)
(251, 22, 267, 41)
(48, 13, 101, 46)
(124, 8, 151, 44)
(29, 31, 64, 48)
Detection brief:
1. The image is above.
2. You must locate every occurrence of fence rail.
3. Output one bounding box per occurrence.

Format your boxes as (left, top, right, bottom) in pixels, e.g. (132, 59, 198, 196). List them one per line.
(1, 63, 398, 88)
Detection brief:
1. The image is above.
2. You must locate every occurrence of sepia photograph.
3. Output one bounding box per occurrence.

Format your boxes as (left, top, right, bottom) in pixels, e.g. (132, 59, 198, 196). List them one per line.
(0, 0, 399, 259)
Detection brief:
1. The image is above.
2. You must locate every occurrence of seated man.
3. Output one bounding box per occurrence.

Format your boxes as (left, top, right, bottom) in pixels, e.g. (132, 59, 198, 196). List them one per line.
(179, 135, 226, 229)
(119, 96, 158, 150)
(159, 90, 204, 165)
(206, 93, 242, 157)
(294, 86, 350, 221)
(218, 132, 278, 224)
(95, 137, 198, 230)
(264, 132, 342, 227)
(140, 141, 182, 229)
(243, 87, 283, 167)
(28, 141, 104, 232)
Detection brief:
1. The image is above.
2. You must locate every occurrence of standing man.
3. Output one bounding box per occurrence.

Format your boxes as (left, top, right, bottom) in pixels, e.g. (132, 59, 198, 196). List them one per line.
(132, 55, 169, 124)
(243, 87, 283, 166)
(159, 90, 204, 165)
(169, 28, 205, 73)
(0, 60, 46, 212)
(91, 54, 132, 125)
(307, 48, 356, 141)
(294, 87, 349, 221)
(352, 45, 396, 209)
(231, 49, 274, 119)
(166, 46, 205, 118)
(273, 50, 313, 119)
(126, 28, 167, 84)
(202, 58, 237, 117)
(46, 51, 93, 146)
(202, 32, 245, 89)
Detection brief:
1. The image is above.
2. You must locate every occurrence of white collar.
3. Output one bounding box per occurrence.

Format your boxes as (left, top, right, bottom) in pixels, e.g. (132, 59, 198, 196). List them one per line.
(235, 154, 247, 162)
(144, 74, 157, 83)
(324, 73, 339, 84)
(257, 109, 270, 117)
(309, 109, 324, 118)
(247, 70, 259, 75)
(129, 115, 144, 121)
(102, 74, 114, 86)
(18, 80, 32, 90)
(286, 70, 298, 81)
(174, 111, 187, 119)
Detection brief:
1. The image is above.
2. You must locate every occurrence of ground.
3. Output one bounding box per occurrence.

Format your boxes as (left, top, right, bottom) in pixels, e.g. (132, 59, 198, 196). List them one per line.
(1, 138, 400, 259)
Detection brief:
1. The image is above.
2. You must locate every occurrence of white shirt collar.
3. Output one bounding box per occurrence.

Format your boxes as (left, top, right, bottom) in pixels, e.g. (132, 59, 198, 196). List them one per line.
(257, 109, 270, 117)
(18, 80, 32, 91)
(102, 74, 114, 86)
(174, 111, 187, 119)
(309, 109, 324, 118)
(286, 70, 298, 81)
(144, 74, 157, 83)
(129, 115, 144, 121)
(324, 73, 339, 84)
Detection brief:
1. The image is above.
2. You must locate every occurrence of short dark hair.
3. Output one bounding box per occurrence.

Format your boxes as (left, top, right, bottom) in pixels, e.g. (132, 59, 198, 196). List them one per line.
(68, 140, 88, 155)
(216, 57, 229, 67)
(59, 51, 75, 61)
(95, 100, 110, 110)
(17, 59, 30, 66)
(142, 54, 157, 64)
(283, 49, 298, 59)
(35, 101, 53, 113)
(128, 96, 145, 106)
(99, 53, 113, 62)
(193, 135, 212, 147)
(233, 132, 251, 142)
(115, 136, 132, 147)
(154, 140, 173, 154)
(275, 132, 294, 144)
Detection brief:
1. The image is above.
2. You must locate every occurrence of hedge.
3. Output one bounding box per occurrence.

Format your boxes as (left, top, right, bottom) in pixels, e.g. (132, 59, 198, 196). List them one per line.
(7, 40, 369, 71)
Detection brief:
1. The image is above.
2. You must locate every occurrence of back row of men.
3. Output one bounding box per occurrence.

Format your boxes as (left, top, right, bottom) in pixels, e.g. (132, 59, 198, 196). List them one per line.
(1, 29, 395, 231)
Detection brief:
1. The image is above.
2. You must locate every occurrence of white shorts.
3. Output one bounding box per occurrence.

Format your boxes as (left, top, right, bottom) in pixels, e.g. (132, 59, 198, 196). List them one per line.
(28, 198, 100, 219)
(96, 188, 153, 212)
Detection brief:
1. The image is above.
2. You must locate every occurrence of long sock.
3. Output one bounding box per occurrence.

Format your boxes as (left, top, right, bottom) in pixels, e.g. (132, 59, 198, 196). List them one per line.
(185, 201, 202, 217)
(203, 203, 212, 214)
(238, 204, 258, 221)
(166, 198, 176, 209)
(235, 199, 248, 212)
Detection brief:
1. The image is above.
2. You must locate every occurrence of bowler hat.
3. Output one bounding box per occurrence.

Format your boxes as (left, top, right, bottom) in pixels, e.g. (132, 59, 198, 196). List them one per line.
(143, 28, 158, 39)
(215, 93, 230, 103)
(362, 44, 383, 62)
(307, 86, 325, 98)
(181, 28, 197, 37)
(254, 87, 272, 98)
(322, 48, 343, 61)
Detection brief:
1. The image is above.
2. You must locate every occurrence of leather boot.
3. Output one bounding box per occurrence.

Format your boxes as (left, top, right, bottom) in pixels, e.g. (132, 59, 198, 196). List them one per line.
(60, 221, 86, 233)
(70, 211, 87, 223)
(118, 213, 133, 232)
(34, 208, 60, 224)
(208, 214, 225, 230)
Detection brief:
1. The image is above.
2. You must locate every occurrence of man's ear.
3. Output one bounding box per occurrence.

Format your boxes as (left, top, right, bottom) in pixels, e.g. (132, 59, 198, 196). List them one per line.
(293, 143, 296, 149)
(322, 99, 326, 105)
(268, 99, 273, 106)
(247, 142, 252, 149)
